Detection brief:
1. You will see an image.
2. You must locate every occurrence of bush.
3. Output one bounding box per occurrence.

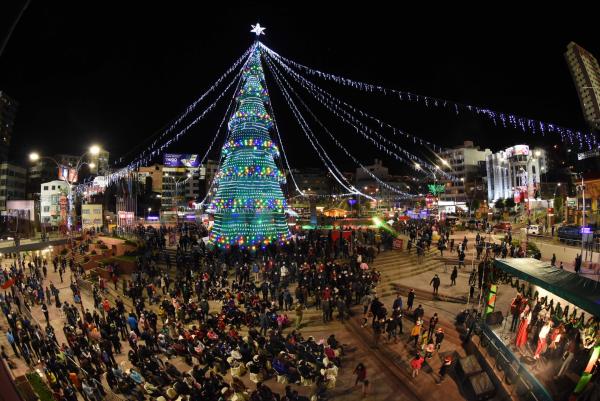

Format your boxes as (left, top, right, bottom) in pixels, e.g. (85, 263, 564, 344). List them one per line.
(98, 244, 109, 250)
(124, 239, 138, 247)
(26, 372, 54, 401)
(60, 248, 68, 256)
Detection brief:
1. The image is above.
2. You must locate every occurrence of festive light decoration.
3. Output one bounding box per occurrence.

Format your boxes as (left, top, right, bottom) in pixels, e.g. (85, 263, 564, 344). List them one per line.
(127, 44, 256, 169)
(209, 47, 289, 248)
(261, 43, 599, 149)
(266, 51, 450, 179)
(264, 57, 371, 199)
(427, 183, 446, 196)
(267, 57, 413, 198)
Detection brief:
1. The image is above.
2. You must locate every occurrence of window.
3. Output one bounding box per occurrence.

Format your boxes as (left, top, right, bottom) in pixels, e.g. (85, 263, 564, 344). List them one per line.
(52, 186, 55, 190)
(43, 206, 50, 212)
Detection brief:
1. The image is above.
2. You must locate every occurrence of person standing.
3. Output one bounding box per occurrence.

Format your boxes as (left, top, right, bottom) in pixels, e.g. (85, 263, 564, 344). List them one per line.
(428, 313, 439, 340)
(450, 266, 458, 286)
(410, 353, 425, 378)
(437, 356, 452, 384)
(407, 289, 415, 312)
(434, 328, 445, 350)
(430, 274, 440, 296)
(41, 303, 49, 325)
(509, 295, 522, 332)
(372, 318, 383, 348)
(294, 303, 304, 330)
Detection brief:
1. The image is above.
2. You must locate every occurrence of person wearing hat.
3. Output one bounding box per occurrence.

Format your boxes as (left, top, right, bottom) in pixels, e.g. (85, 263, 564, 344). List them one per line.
(437, 355, 452, 384)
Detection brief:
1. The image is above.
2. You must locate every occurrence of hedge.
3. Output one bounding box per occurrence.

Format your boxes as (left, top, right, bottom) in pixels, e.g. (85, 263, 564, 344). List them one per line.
(26, 372, 54, 401)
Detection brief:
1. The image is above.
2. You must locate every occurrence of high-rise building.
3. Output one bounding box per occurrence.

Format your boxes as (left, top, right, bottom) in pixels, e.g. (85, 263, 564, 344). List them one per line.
(565, 42, 600, 130)
(438, 141, 491, 203)
(486, 145, 547, 205)
(0, 91, 17, 163)
(0, 163, 27, 211)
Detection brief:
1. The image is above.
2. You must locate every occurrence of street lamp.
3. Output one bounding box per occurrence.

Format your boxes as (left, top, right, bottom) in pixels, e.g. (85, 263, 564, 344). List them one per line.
(29, 145, 102, 233)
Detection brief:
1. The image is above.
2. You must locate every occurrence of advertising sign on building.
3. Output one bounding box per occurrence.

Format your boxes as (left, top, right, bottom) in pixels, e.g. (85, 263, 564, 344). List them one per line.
(58, 165, 78, 183)
(505, 145, 530, 158)
(163, 154, 200, 168)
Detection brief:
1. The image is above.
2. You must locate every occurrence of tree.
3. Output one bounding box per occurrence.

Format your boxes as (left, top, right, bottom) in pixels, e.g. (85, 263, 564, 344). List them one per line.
(209, 46, 289, 248)
(494, 198, 505, 210)
(554, 195, 564, 223)
(505, 198, 516, 210)
(470, 199, 481, 213)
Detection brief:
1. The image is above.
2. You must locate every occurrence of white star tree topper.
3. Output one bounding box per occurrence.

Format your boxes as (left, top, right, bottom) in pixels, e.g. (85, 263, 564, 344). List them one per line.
(251, 23, 266, 37)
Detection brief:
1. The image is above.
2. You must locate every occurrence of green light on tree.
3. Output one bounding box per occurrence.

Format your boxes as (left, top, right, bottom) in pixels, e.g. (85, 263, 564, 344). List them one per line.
(427, 184, 445, 196)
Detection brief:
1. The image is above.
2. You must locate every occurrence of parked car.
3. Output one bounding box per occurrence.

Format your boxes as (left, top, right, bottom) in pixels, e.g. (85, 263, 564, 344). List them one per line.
(557, 225, 581, 245)
(493, 222, 512, 233)
(527, 224, 541, 235)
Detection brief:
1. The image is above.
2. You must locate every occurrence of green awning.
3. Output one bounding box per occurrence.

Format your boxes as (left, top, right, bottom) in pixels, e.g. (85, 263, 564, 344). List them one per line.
(494, 258, 600, 317)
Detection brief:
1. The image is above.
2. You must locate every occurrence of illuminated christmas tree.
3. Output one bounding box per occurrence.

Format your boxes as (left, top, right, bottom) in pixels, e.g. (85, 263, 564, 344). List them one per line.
(209, 46, 289, 249)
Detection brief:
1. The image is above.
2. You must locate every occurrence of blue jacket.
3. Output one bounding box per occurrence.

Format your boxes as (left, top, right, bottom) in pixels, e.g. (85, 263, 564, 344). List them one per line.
(127, 316, 138, 329)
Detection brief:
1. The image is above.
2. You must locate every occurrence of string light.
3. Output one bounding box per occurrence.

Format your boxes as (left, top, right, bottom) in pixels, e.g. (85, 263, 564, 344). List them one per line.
(267, 56, 412, 198)
(267, 55, 451, 180)
(261, 43, 598, 149)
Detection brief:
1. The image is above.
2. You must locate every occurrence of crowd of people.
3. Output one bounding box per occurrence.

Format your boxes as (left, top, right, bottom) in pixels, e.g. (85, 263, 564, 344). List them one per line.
(1, 223, 393, 401)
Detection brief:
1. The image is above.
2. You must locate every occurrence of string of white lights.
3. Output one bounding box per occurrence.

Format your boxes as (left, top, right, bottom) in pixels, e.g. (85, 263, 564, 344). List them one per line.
(195, 74, 246, 207)
(96, 69, 243, 188)
(268, 53, 451, 180)
(266, 57, 414, 198)
(260, 53, 303, 196)
(264, 48, 444, 153)
(125, 43, 257, 168)
(264, 55, 371, 200)
(261, 43, 598, 150)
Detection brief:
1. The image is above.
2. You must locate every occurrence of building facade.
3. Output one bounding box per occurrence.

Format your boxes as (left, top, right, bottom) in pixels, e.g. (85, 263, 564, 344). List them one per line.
(0, 163, 27, 211)
(486, 145, 547, 205)
(565, 42, 600, 130)
(438, 141, 491, 203)
(81, 203, 103, 230)
(0, 92, 17, 163)
(40, 180, 69, 226)
(161, 166, 201, 216)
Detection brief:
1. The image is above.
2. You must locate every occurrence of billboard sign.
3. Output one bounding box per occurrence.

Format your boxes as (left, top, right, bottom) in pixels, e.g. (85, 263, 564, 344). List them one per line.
(505, 145, 530, 158)
(163, 154, 201, 168)
(58, 165, 78, 183)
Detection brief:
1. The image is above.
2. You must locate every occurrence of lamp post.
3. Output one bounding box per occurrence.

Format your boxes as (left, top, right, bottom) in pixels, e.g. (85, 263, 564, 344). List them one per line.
(29, 145, 101, 234)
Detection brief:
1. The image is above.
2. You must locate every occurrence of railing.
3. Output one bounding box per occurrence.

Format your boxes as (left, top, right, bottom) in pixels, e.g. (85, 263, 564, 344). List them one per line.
(477, 323, 553, 401)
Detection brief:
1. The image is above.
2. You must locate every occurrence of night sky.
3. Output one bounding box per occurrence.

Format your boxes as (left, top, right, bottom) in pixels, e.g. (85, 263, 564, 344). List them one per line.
(0, 3, 598, 174)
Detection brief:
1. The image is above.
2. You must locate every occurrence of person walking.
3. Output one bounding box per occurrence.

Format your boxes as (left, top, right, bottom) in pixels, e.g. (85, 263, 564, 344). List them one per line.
(434, 328, 445, 350)
(430, 274, 440, 296)
(353, 363, 369, 397)
(410, 353, 425, 378)
(450, 266, 458, 286)
(410, 320, 422, 348)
